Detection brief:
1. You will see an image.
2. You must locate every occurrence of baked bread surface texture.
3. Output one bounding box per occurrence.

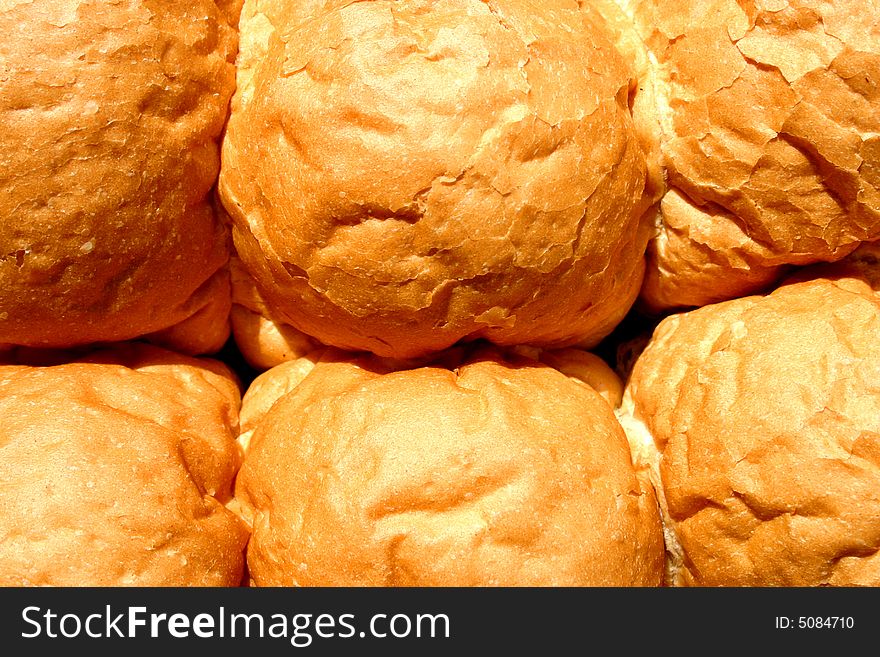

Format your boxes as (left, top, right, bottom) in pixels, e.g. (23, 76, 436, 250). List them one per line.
(0, 0, 239, 353)
(221, 0, 655, 358)
(0, 344, 248, 586)
(625, 251, 880, 586)
(620, 0, 880, 310)
(235, 348, 665, 586)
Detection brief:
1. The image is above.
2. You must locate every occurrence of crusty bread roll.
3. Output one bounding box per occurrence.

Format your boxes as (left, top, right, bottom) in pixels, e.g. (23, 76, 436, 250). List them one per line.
(220, 0, 657, 359)
(0, 1, 240, 354)
(0, 344, 248, 586)
(614, 0, 880, 311)
(621, 249, 880, 586)
(234, 347, 665, 586)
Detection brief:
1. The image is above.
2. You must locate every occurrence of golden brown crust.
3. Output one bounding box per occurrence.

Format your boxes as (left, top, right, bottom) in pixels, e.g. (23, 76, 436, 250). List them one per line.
(0, 1, 238, 353)
(238, 353, 322, 434)
(536, 347, 624, 409)
(229, 256, 323, 370)
(625, 0, 880, 310)
(145, 264, 233, 356)
(587, 0, 665, 204)
(0, 344, 248, 586)
(625, 261, 880, 586)
(639, 190, 788, 312)
(220, 0, 655, 358)
(235, 349, 664, 587)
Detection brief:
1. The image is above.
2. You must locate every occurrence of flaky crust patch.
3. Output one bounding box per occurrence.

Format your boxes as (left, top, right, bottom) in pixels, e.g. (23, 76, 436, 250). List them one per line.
(620, 0, 880, 310)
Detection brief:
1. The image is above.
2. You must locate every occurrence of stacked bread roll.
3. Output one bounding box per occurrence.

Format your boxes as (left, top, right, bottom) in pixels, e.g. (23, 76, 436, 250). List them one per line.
(1, 0, 877, 586)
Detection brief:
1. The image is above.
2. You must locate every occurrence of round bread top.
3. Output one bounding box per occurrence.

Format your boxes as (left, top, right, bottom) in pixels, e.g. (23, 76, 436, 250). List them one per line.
(0, 0, 237, 351)
(624, 0, 880, 309)
(0, 344, 248, 586)
(221, 0, 654, 358)
(627, 258, 880, 586)
(235, 349, 665, 586)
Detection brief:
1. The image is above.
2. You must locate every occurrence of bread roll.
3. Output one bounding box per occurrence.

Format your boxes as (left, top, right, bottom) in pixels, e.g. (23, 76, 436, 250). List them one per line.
(0, 344, 248, 586)
(220, 0, 657, 359)
(616, 0, 880, 310)
(0, 1, 239, 354)
(235, 347, 665, 586)
(622, 250, 880, 586)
